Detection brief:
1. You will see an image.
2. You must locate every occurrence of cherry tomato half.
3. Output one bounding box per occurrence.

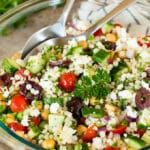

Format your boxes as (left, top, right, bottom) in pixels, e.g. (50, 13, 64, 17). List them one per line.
(111, 125, 127, 134)
(30, 117, 40, 126)
(9, 122, 25, 132)
(10, 94, 28, 112)
(83, 125, 97, 142)
(15, 68, 32, 80)
(93, 28, 103, 37)
(59, 72, 77, 92)
(138, 35, 150, 48)
(105, 146, 120, 150)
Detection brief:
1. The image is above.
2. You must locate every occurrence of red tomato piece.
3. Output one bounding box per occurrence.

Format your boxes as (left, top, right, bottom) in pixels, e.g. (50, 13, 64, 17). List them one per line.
(114, 23, 123, 28)
(137, 128, 146, 137)
(9, 122, 25, 132)
(83, 125, 97, 142)
(138, 36, 150, 48)
(111, 125, 127, 134)
(93, 28, 103, 37)
(10, 94, 28, 112)
(30, 117, 40, 126)
(105, 146, 120, 150)
(15, 68, 32, 80)
(59, 72, 77, 92)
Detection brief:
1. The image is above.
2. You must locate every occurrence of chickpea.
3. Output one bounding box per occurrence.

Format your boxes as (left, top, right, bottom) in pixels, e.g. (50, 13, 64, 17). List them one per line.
(106, 33, 117, 42)
(105, 103, 116, 112)
(41, 109, 49, 121)
(57, 52, 62, 60)
(78, 40, 88, 50)
(42, 139, 56, 149)
(117, 50, 127, 59)
(11, 52, 21, 60)
(5, 114, 15, 125)
(77, 125, 87, 136)
(0, 93, 3, 101)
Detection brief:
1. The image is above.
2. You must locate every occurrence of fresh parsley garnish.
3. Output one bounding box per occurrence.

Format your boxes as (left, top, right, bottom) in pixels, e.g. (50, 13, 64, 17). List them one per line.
(74, 68, 111, 100)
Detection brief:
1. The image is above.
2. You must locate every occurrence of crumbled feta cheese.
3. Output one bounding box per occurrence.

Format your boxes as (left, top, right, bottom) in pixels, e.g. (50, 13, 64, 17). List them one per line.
(110, 91, 117, 101)
(50, 103, 60, 113)
(3, 91, 9, 98)
(126, 106, 138, 119)
(118, 90, 133, 99)
(26, 84, 32, 90)
(30, 108, 40, 117)
(21, 115, 29, 126)
(141, 81, 150, 90)
(92, 137, 103, 149)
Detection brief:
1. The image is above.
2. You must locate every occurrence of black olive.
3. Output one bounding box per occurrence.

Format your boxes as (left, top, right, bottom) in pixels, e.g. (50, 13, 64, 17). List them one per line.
(0, 73, 13, 87)
(49, 60, 72, 68)
(135, 87, 150, 110)
(67, 97, 84, 118)
(102, 40, 116, 50)
(20, 80, 43, 102)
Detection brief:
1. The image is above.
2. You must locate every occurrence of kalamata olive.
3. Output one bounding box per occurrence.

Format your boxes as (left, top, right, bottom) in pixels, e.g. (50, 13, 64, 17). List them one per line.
(102, 40, 116, 50)
(49, 60, 72, 68)
(135, 87, 150, 110)
(67, 97, 84, 118)
(20, 80, 43, 102)
(0, 73, 13, 87)
(145, 69, 150, 79)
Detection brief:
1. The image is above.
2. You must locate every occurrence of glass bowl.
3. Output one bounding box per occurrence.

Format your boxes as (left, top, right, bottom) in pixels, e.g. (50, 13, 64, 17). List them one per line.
(0, 0, 149, 150)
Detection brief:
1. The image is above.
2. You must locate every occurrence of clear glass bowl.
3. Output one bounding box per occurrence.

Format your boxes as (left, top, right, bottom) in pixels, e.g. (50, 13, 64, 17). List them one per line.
(0, 0, 149, 149)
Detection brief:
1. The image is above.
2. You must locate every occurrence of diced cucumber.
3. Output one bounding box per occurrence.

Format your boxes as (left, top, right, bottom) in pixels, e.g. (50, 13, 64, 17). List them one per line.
(74, 144, 81, 150)
(124, 136, 146, 149)
(67, 46, 83, 55)
(81, 107, 105, 118)
(92, 49, 110, 64)
(49, 114, 65, 131)
(142, 130, 150, 144)
(0, 105, 6, 114)
(27, 126, 40, 139)
(16, 112, 23, 121)
(102, 22, 115, 33)
(2, 58, 19, 73)
(138, 109, 150, 129)
(82, 143, 89, 150)
(25, 53, 47, 74)
(110, 60, 128, 81)
(39, 121, 48, 129)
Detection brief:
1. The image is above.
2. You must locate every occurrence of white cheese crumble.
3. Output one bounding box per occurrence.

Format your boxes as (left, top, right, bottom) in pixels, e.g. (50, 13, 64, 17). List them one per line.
(21, 115, 29, 126)
(50, 103, 60, 114)
(126, 106, 138, 119)
(30, 108, 40, 117)
(118, 90, 133, 99)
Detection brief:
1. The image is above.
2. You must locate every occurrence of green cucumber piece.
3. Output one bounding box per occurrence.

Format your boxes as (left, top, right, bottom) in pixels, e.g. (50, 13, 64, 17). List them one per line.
(81, 107, 105, 118)
(142, 130, 150, 144)
(27, 126, 40, 139)
(102, 22, 115, 33)
(25, 53, 47, 74)
(74, 144, 81, 150)
(2, 58, 19, 73)
(110, 60, 128, 81)
(124, 136, 146, 149)
(48, 114, 65, 131)
(67, 46, 83, 55)
(93, 49, 110, 64)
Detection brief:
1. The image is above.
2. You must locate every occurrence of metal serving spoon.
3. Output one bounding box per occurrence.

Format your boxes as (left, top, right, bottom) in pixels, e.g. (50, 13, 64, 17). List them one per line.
(21, 0, 75, 59)
(39, 0, 135, 47)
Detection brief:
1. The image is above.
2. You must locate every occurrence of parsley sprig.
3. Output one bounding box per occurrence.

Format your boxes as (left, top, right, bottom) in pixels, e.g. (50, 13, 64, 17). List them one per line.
(74, 68, 111, 100)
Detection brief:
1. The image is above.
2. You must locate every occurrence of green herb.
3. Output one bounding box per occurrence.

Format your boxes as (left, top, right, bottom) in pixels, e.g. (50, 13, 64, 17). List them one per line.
(74, 68, 111, 100)
(44, 97, 64, 106)
(0, 0, 27, 15)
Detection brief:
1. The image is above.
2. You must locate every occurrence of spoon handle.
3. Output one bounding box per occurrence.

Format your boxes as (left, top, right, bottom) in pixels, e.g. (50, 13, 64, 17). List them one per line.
(57, 0, 75, 27)
(87, 0, 135, 35)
